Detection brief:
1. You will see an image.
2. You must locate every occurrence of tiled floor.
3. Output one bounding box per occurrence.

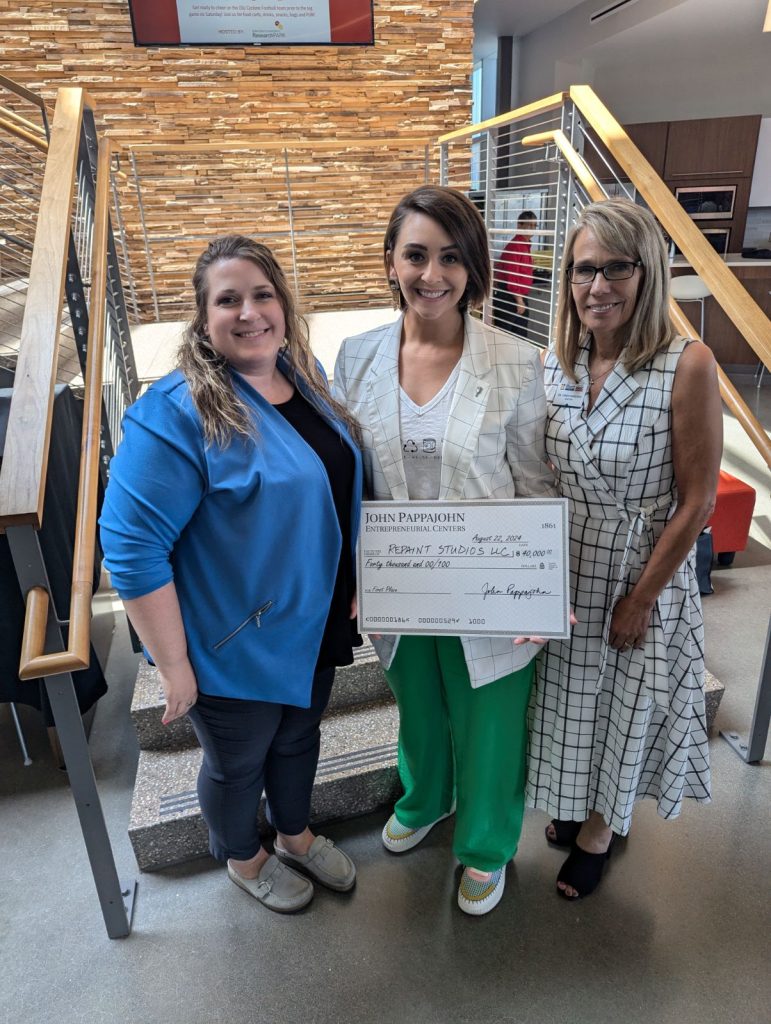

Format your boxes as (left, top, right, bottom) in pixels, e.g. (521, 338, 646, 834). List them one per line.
(0, 373, 768, 1024)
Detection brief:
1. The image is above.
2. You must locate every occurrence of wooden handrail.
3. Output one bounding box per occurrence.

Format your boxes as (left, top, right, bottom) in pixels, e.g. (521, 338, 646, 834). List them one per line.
(522, 119, 771, 471)
(670, 308, 771, 471)
(0, 114, 49, 153)
(568, 85, 771, 373)
(18, 136, 113, 680)
(0, 87, 84, 531)
(437, 92, 567, 145)
(125, 137, 433, 153)
(0, 102, 47, 136)
(0, 72, 49, 115)
(522, 128, 603, 203)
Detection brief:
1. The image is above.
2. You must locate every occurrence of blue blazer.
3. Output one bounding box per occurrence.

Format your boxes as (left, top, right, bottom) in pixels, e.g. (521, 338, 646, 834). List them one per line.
(100, 354, 362, 707)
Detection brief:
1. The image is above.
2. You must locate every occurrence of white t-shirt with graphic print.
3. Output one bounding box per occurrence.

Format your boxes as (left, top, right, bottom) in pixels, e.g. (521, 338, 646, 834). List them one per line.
(399, 363, 460, 500)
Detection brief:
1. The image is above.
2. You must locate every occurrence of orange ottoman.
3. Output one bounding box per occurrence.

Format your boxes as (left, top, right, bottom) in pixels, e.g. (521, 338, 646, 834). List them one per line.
(707, 470, 756, 566)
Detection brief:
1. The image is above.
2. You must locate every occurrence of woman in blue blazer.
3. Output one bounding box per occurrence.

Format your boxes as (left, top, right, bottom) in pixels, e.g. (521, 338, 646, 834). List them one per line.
(333, 187, 555, 915)
(101, 236, 363, 914)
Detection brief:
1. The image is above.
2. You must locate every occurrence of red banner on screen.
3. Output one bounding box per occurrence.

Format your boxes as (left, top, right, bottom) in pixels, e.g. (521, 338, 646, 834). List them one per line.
(129, 0, 374, 47)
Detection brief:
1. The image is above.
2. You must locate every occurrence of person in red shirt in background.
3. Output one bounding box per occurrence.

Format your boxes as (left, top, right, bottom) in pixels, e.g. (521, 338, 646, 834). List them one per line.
(493, 210, 538, 337)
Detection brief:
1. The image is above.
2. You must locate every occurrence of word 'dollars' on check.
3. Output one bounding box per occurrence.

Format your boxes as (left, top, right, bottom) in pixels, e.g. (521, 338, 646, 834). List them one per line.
(357, 499, 570, 638)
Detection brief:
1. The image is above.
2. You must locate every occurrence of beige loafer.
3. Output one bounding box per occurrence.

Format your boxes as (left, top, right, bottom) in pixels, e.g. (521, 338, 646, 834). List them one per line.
(227, 854, 314, 912)
(274, 835, 356, 892)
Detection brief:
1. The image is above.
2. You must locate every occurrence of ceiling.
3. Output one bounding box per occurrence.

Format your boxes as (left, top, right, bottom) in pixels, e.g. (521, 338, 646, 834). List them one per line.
(473, 0, 770, 65)
(473, 0, 585, 57)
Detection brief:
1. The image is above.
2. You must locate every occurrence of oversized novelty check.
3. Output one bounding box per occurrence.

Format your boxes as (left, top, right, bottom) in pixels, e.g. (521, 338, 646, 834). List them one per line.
(357, 499, 570, 639)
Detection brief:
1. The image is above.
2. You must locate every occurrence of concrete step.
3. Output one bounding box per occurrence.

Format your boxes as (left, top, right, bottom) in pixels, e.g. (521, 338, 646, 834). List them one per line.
(704, 669, 725, 732)
(128, 699, 400, 871)
(131, 636, 392, 752)
(127, 649, 724, 871)
(131, 642, 723, 752)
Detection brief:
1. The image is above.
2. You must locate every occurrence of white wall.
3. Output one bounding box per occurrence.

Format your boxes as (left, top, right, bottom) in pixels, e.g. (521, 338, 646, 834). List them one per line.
(481, 52, 498, 121)
(590, 48, 771, 123)
(749, 118, 771, 208)
(517, 0, 689, 107)
(517, 0, 771, 123)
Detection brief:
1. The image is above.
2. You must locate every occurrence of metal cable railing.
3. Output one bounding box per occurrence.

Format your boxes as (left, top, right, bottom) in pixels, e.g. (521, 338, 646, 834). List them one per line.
(0, 79, 139, 447)
(440, 95, 567, 350)
(0, 82, 139, 940)
(118, 140, 436, 322)
(439, 87, 771, 472)
(0, 78, 86, 388)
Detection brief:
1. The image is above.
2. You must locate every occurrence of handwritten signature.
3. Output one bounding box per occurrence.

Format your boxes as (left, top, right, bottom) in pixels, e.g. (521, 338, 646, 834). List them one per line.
(481, 582, 553, 600)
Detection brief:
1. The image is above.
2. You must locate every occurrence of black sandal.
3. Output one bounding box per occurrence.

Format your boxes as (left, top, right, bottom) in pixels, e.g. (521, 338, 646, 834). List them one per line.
(556, 835, 616, 900)
(544, 819, 582, 848)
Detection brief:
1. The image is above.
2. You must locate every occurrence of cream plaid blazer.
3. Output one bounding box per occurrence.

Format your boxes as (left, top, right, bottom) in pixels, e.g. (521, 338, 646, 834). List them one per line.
(333, 313, 557, 688)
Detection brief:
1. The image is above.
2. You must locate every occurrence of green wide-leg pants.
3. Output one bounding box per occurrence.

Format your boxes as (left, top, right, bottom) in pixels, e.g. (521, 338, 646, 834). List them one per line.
(384, 635, 534, 872)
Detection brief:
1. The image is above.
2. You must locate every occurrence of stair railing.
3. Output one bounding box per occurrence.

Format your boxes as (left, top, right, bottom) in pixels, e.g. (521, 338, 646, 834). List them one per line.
(0, 72, 49, 146)
(438, 92, 568, 349)
(0, 78, 50, 382)
(0, 83, 139, 939)
(437, 85, 771, 472)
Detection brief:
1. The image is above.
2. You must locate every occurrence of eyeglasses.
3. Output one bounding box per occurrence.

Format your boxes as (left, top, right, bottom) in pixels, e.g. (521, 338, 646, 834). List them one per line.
(567, 260, 642, 285)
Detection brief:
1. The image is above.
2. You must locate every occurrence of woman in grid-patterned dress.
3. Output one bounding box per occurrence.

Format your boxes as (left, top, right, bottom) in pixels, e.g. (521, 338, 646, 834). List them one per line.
(526, 198, 722, 900)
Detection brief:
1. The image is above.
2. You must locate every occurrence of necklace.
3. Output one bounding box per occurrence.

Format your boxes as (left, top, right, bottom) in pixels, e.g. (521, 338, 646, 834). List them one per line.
(589, 366, 614, 386)
(588, 350, 618, 386)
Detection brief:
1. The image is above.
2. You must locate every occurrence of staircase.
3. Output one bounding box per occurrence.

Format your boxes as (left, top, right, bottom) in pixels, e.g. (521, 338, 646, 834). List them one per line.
(128, 637, 401, 871)
(127, 632, 725, 871)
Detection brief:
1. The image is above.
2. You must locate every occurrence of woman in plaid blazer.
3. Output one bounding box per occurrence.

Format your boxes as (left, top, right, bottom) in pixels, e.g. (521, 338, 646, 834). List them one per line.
(333, 186, 555, 915)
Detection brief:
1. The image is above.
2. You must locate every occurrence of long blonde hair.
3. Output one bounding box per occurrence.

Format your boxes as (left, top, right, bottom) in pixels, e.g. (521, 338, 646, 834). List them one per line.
(177, 235, 359, 447)
(554, 198, 677, 380)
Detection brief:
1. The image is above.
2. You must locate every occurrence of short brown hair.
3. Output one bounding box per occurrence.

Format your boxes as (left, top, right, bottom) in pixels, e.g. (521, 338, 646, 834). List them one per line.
(383, 186, 490, 312)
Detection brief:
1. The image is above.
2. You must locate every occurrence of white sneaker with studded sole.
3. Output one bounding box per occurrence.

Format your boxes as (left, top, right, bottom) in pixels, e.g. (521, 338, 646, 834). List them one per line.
(457, 866, 505, 916)
(381, 808, 454, 853)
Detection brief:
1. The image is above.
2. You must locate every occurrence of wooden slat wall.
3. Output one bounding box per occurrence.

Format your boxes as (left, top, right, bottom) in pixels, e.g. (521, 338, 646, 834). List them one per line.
(122, 143, 438, 318)
(1, 1, 475, 319)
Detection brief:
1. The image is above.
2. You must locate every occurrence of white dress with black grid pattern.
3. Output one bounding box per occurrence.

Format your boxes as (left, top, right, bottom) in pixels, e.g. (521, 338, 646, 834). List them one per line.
(526, 335, 710, 835)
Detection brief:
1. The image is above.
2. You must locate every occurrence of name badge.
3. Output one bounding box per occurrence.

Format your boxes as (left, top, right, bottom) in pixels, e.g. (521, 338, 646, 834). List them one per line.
(555, 381, 585, 406)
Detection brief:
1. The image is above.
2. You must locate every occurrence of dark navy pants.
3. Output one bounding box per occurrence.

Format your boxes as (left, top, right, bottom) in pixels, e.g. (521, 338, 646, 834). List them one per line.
(187, 667, 335, 862)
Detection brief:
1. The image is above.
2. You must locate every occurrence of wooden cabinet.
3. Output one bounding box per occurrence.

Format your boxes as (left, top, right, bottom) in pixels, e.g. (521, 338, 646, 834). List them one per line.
(749, 118, 771, 207)
(625, 121, 668, 178)
(582, 116, 760, 187)
(671, 262, 771, 366)
(582, 120, 668, 182)
(664, 116, 761, 180)
(580, 115, 760, 262)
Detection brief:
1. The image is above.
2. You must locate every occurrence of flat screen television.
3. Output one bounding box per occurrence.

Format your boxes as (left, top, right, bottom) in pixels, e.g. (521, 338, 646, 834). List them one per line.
(129, 0, 374, 47)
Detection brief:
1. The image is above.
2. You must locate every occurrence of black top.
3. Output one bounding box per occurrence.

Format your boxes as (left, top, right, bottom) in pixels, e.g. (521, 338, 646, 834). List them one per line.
(274, 388, 360, 670)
